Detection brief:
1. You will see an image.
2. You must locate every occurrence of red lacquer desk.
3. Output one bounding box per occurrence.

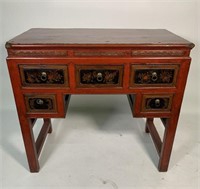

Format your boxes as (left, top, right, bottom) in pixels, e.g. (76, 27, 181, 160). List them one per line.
(6, 28, 194, 172)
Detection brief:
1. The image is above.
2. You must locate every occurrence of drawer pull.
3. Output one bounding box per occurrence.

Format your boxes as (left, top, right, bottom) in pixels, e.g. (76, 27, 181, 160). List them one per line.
(155, 99, 160, 107)
(40, 72, 47, 81)
(36, 99, 44, 105)
(151, 72, 158, 82)
(96, 72, 103, 82)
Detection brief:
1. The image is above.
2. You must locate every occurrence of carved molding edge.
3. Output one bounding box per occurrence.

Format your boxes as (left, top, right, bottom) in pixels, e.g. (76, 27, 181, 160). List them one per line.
(132, 50, 185, 57)
(74, 50, 130, 57)
(9, 50, 68, 57)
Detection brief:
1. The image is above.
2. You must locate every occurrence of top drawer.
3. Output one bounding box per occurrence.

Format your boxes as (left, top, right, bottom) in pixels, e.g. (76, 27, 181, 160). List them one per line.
(130, 64, 179, 87)
(19, 64, 69, 87)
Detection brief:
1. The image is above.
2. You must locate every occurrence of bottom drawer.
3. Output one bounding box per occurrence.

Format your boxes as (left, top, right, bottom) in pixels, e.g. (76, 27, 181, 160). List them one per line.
(24, 94, 71, 117)
(141, 94, 173, 112)
(25, 94, 57, 113)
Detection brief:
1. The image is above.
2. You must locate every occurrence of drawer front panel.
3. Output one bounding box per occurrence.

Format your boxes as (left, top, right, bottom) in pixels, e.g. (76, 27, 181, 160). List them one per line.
(130, 64, 179, 87)
(19, 65, 68, 87)
(25, 94, 57, 113)
(141, 94, 173, 112)
(76, 65, 123, 88)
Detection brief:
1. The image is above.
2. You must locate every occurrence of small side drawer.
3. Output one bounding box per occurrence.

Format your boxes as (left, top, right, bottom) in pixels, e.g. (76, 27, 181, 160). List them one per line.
(25, 94, 57, 113)
(19, 65, 68, 87)
(141, 94, 173, 112)
(75, 65, 123, 88)
(130, 64, 179, 87)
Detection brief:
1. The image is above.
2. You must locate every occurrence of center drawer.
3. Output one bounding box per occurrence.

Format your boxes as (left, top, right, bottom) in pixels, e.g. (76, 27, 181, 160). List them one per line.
(75, 65, 124, 88)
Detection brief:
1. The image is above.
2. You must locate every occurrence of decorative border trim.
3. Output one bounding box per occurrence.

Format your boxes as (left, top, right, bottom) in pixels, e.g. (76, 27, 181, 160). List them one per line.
(74, 50, 130, 57)
(132, 50, 185, 57)
(9, 50, 68, 57)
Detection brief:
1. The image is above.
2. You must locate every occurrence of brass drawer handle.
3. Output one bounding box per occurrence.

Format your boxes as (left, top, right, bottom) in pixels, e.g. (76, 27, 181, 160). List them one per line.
(36, 99, 44, 105)
(96, 72, 103, 82)
(155, 99, 160, 107)
(40, 72, 47, 81)
(151, 72, 158, 82)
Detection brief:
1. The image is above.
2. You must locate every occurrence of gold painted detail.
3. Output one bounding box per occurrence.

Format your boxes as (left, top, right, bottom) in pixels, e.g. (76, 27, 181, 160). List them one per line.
(136, 69, 174, 84)
(137, 72, 151, 84)
(160, 70, 173, 83)
(74, 50, 130, 57)
(9, 50, 68, 57)
(132, 50, 184, 57)
(24, 69, 65, 84)
(81, 70, 119, 84)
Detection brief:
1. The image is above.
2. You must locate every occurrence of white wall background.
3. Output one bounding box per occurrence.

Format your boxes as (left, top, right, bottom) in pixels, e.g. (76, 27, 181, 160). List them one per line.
(0, 3, 3, 112)
(0, 2, 199, 188)
(0, 0, 199, 114)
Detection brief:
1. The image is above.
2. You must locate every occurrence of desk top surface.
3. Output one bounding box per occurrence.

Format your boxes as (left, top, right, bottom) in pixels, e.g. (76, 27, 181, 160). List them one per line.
(6, 28, 194, 48)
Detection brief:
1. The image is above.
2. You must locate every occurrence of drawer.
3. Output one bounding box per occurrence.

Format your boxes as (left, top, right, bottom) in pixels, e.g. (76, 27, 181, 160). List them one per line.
(19, 65, 69, 87)
(75, 65, 123, 88)
(141, 94, 173, 112)
(130, 64, 179, 87)
(25, 94, 57, 113)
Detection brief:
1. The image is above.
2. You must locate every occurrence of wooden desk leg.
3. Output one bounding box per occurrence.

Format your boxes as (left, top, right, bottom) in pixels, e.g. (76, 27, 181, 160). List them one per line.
(145, 117, 179, 172)
(145, 118, 153, 133)
(47, 119, 53, 133)
(18, 116, 40, 172)
(19, 117, 53, 172)
(158, 117, 179, 172)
